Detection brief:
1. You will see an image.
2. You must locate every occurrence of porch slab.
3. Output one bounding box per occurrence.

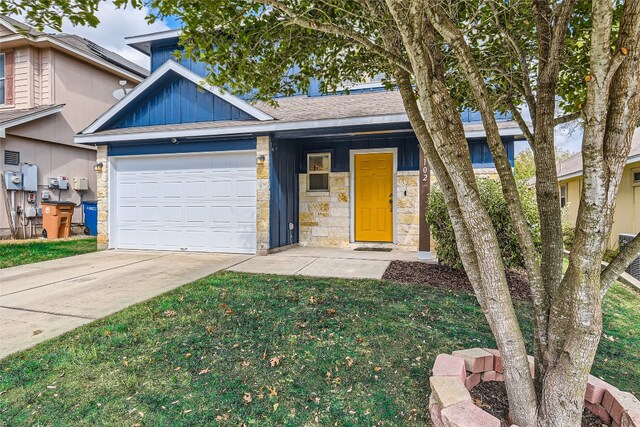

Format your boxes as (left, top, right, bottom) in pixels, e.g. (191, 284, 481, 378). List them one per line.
(228, 256, 316, 275)
(295, 257, 390, 279)
(228, 246, 427, 280)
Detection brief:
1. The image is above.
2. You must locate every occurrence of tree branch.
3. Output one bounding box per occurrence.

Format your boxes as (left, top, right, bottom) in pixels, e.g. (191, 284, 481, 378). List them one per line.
(601, 233, 640, 296)
(260, 0, 413, 72)
(554, 111, 582, 126)
(508, 100, 535, 148)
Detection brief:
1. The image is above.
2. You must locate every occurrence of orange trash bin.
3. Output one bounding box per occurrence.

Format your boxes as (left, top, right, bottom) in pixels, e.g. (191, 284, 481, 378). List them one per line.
(42, 202, 76, 239)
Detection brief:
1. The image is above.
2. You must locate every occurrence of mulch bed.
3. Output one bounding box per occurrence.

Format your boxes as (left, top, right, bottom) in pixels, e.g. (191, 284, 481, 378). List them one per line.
(382, 260, 532, 301)
(470, 381, 604, 427)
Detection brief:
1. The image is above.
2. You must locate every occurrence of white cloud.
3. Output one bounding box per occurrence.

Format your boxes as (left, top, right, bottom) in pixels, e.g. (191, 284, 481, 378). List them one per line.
(56, 4, 172, 69)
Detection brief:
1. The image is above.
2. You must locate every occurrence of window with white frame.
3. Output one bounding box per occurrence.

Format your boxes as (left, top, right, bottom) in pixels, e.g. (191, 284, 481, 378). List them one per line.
(633, 169, 640, 186)
(560, 184, 568, 208)
(307, 153, 331, 191)
(0, 53, 5, 104)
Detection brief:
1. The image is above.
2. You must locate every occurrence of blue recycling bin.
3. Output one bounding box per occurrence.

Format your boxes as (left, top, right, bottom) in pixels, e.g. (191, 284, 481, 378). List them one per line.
(82, 201, 98, 236)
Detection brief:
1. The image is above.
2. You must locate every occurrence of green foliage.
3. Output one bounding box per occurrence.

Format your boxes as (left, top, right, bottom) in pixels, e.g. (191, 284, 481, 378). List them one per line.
(427, 179, 540, 270)
(514, 149, 536, 183)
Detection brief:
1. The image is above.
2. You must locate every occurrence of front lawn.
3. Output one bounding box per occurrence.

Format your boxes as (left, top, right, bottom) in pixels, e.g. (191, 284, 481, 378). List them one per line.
(0, 272, 638, 426)
(0, 237, 97, 269)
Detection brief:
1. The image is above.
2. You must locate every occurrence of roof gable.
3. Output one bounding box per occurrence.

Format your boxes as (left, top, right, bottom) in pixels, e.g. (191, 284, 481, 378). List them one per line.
(83, 60, 272, 134)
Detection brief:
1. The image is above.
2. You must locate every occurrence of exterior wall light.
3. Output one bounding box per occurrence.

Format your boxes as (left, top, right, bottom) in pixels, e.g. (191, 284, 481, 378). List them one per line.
(94, 162, 104, 173)
(257, 155, 266, 165)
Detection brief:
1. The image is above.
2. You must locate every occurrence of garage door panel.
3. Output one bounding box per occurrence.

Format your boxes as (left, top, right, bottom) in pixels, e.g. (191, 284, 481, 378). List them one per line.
(114, 151, 257, 254)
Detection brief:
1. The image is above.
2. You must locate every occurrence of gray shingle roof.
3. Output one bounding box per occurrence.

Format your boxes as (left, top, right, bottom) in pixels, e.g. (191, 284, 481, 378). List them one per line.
(557, 127, 640, 180)
(1, 15, 148, 79)
(86, 90, 523, 137)
(0, 104, 64, 126)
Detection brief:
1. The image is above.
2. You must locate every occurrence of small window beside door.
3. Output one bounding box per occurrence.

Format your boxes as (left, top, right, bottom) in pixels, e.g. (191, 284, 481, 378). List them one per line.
(560, 184, 568, 208)
(307, 153, 331, 191)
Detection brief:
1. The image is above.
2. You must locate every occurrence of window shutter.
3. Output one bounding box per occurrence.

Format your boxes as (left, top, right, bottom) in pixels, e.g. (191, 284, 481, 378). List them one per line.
(4, 51, 14, 105)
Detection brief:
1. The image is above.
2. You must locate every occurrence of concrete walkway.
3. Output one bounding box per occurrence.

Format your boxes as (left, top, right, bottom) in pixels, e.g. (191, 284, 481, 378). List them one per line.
(0, 250, 250, 359)
(228, 246, 424, 279)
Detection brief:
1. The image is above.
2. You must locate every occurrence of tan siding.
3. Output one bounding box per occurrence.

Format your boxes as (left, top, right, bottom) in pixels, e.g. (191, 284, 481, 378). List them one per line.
(12, 47, 34, 108)
(560, 161, 640, 249)
(0, 24, 14, 37)
(40, 49, 53, 104)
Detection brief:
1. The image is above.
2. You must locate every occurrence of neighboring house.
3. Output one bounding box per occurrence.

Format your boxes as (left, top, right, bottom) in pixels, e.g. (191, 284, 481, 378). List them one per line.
(557, 128, 640, 250)
(0, 15, 148, 238)
(76, 29, 525, 256)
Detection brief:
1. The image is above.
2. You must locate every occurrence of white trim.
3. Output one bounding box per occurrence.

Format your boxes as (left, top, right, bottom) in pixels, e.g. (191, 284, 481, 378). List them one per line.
(349, 148, 398, 244)
(81, 60, 273, 135)
(76, 112, 525, 144)
(306, 152, 331, 191)
(0, 105, 65, 135)
(125, 29, 182, 43)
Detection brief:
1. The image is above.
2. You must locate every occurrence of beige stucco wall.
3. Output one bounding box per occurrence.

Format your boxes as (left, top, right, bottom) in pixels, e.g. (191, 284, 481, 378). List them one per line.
(0, 135, 97, 237)
(298, 170, 421, 250)
(52, 51, 136, 132)
(560, 161, 640, 249)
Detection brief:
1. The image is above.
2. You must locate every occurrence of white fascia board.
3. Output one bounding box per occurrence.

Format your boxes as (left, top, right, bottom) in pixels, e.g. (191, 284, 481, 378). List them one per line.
(125, 29, 182, 45)
(75, 113, 410, 144)
(464, 126, 525, 138)
(1, 105, 65, 132)
(81, 60, 272, 135)
(76, 114, 524, 144)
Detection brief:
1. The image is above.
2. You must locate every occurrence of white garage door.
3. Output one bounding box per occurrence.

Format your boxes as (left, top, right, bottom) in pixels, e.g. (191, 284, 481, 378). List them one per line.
(112, 151, 257, 254)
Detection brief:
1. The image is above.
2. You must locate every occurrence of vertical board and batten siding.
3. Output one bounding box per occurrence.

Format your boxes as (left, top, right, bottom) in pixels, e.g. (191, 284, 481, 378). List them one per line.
(151, 44, 208, 76)
(105, 74, 255, 129)
(270, 138, 300, 248)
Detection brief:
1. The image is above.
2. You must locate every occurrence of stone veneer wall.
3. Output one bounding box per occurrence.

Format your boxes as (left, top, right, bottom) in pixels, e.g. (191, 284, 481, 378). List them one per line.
(96, 145, 109, 250)
(256, 136, 271, 255)
(298, 170, 420, 250)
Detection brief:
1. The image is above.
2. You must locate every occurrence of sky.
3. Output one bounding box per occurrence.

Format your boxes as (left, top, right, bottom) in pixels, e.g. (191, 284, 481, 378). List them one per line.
(53, 4, 181, 68)
(514, 105, 584, 156)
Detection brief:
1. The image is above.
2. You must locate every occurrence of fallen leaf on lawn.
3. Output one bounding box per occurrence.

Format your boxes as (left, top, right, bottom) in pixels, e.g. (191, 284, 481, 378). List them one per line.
(216, 414, 230, 421)
(183, 409, 192, 414)
(198, 368, 210, 375)
(326, 371, 332, 378)
(46, 385, 56, 389)
(273, 403, 279, 411)
(374, 366, 383, 372)
(270, 355, 284, 367)
(346, 357, 354, 367)
(138, 412, 144, 417)
(164, 310, 177, 317)
(174, 367, 181, 371)
(179, 295, 184, 302)
(185, 353, 192, 358)
(298, 322, 307, 329)
(122, 360, 129, 367)
(262, 348, 267, 360)
(326, 309, 336, 315)
(309, 296, 317, 304)
(32, 329, 43, 336)
(267, 386, 277, 396)
(220, 303, 234, 315)
(242, 360, 251, 367)
(104, 330, 112, 336)
(243, 392, 253, 403)
(206, 325, 214, 334)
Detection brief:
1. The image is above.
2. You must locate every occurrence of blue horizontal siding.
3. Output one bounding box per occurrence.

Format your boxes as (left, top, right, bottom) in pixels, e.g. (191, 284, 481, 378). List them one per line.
(107, 138, 256, 156)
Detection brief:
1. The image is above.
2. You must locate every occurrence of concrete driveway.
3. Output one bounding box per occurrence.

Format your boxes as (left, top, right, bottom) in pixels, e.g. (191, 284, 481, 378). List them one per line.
(0, 250, 249, 359)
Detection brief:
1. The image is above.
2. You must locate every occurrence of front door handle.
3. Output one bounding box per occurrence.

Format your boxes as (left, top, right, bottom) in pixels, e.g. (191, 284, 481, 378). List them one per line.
(389, 194, 393, 212)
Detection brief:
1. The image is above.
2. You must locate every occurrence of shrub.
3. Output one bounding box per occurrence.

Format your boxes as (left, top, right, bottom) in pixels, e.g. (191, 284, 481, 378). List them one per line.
(427, 178, 541, 270)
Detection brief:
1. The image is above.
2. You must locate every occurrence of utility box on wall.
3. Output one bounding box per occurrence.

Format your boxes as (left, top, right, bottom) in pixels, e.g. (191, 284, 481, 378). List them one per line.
(21, 164, 38, 192)
(4, 171, 22, 191)
(73, 177, 89, 191)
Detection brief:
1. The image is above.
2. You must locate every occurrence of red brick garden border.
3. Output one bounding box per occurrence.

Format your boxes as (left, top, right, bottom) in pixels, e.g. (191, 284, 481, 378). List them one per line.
(428, 348, 640, 427)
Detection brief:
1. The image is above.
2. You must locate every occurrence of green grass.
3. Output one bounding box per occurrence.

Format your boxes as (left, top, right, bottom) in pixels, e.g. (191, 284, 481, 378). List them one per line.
(0, 272, 638, 426)
(0, 238, 97, 269)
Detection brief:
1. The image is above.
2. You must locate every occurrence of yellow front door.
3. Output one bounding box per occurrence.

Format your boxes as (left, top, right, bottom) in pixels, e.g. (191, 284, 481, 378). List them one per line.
(354, 152, 393, 242)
